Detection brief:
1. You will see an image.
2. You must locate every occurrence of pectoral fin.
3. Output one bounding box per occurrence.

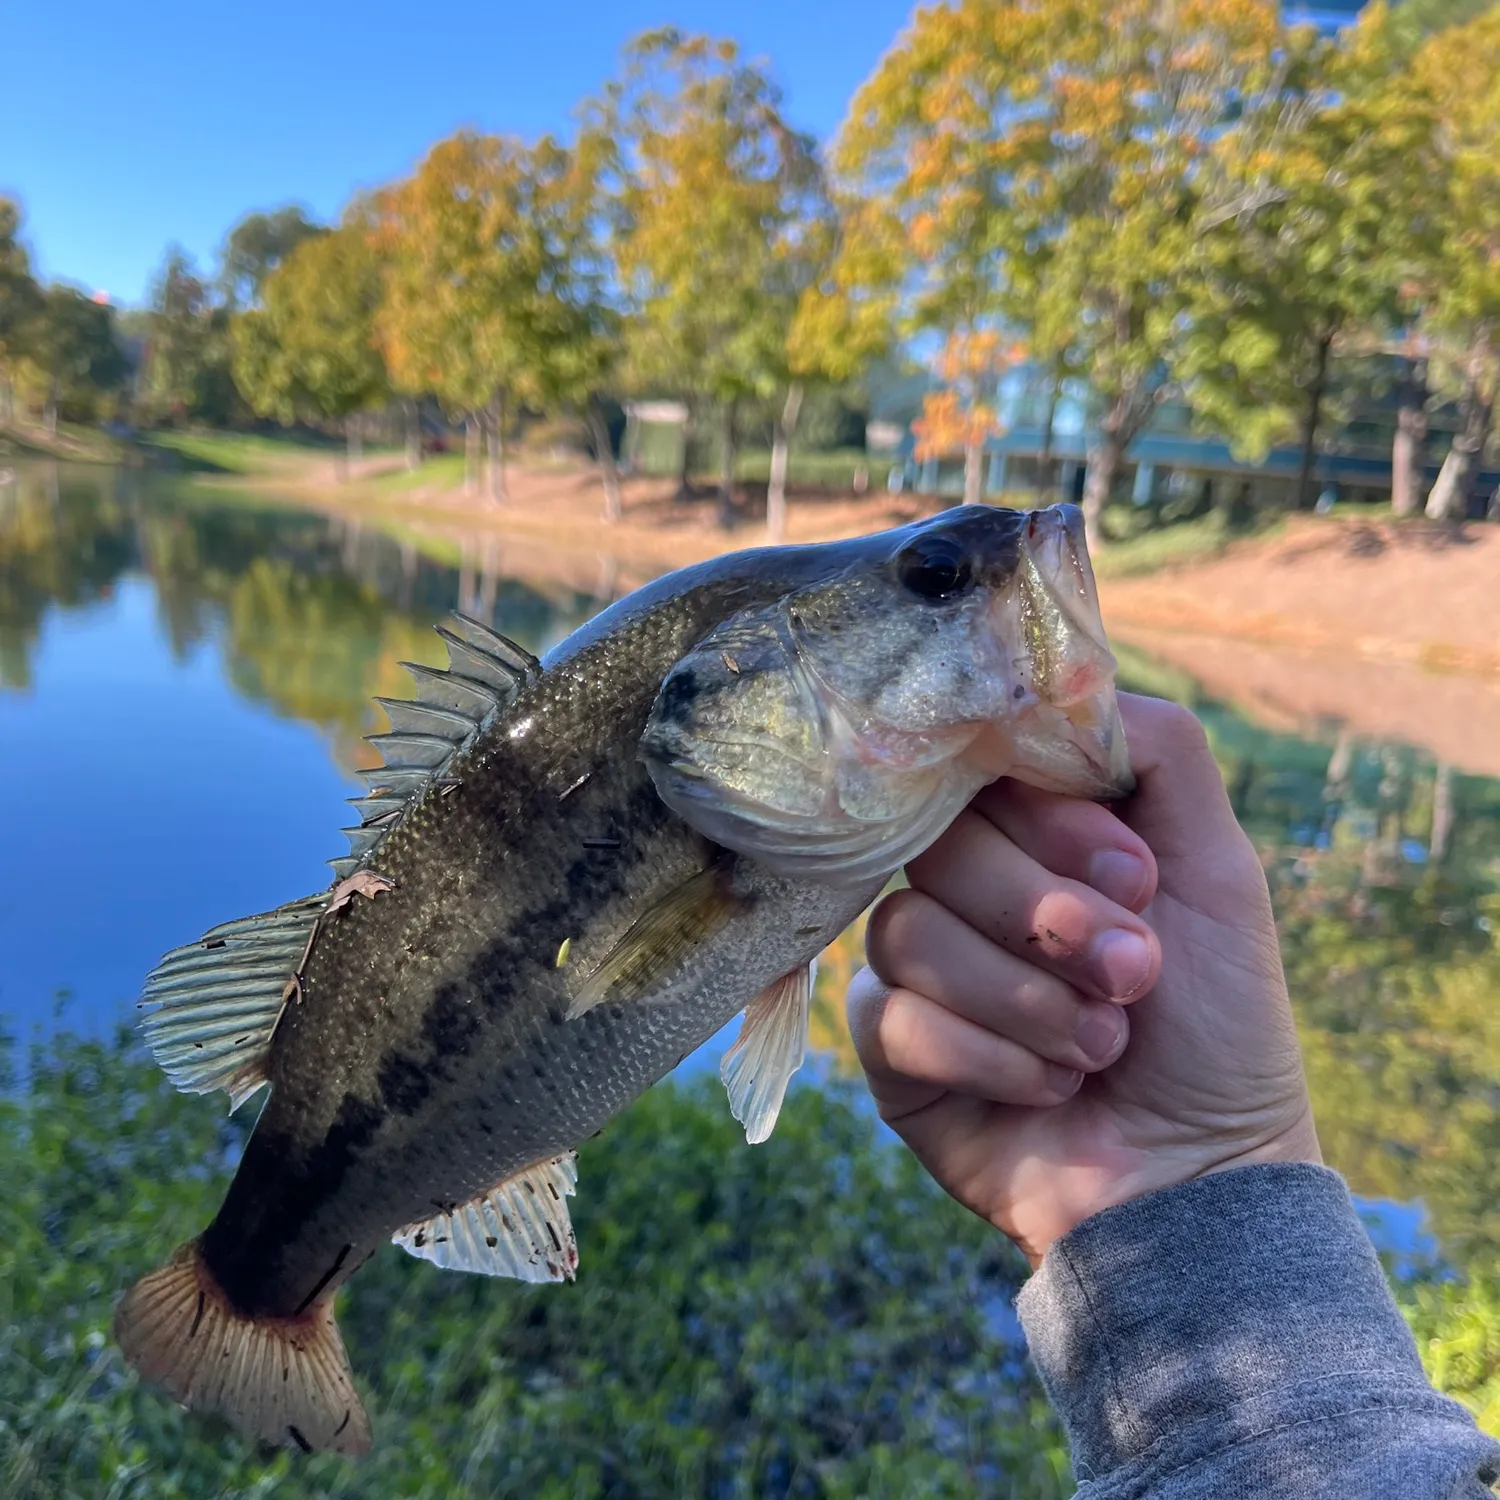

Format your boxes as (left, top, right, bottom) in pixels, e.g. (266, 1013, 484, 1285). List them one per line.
(566, 859, 746, 1020)
(393, 1154, 579, 1283)
(721, 960, 814, 1144)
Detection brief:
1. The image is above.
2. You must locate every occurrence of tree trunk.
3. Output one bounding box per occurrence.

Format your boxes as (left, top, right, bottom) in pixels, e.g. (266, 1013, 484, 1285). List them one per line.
(346, 413, 362, 473)
(676, 406, 694, 501)
(403, 398, 420, 472)
(766, 382, 804, 543)
(717, 400, 738, 531)
(1427, 349, 1492, 521)
(1036, 374, 1060, 496)
(1391, 358, 1428, 518)
(485, 390, 508, 503)
(586, 392, 622, 524)
(1081, 421, 1128, 550)
(464, 413, 480, 495)
(962, 438, 985, 507)
(44, 381, 58, 437)
(1430, 762, 1454, 864)
(1294, 332, 1333, 512)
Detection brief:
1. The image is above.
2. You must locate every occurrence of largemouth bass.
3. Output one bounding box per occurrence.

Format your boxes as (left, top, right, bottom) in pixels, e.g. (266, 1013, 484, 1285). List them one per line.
(114, 503, 1130, 1455)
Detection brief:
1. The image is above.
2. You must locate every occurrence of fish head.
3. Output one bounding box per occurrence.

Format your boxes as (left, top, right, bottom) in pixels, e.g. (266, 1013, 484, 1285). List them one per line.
(641, 503, 1131, 886)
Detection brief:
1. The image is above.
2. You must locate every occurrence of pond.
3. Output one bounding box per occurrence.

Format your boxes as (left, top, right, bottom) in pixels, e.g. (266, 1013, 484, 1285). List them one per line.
(3, 461, 1499, 1270)
(2, 453, 1500, 1488)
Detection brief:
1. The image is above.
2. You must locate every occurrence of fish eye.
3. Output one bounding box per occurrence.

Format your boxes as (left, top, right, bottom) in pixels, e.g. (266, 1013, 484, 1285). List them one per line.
(894, 536, 974, 602)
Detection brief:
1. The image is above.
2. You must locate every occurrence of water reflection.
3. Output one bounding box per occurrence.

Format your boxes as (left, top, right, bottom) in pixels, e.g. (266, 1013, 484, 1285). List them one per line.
(3, 460, 1499, 1279)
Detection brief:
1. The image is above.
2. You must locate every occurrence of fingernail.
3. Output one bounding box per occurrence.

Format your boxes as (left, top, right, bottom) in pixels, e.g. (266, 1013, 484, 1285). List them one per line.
(1088, 849, 1146, 907)
(1074, 1005, 1126, 1065)
(1093, 929, 1153, 999)
(1047, 1065, 1084, 1097)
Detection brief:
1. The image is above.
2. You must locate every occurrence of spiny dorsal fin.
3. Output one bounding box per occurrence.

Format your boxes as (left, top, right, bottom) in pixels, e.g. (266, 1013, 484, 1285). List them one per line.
(393, 1153, 579, 1283)
(333, 615, 541, 881)
(139, 893, 329, 1111)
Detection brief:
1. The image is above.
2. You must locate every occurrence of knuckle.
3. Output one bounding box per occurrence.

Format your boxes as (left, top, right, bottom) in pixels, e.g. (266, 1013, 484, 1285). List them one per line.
(1154, 698, 1211, 758)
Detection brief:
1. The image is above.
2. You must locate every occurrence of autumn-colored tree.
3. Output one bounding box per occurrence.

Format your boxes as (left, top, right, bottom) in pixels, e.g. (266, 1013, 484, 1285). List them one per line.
(910, 331, 1024, 504)
(230, 224, 387, 473)
(375, 132, 569, 501)
(604, 30, 828, 530)
(838, 0, 1307, 544)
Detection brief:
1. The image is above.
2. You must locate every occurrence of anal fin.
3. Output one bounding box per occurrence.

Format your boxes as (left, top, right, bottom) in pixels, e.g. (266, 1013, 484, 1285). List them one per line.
(394, 1154, 579, 1283)
(722, 961, 814, 1144)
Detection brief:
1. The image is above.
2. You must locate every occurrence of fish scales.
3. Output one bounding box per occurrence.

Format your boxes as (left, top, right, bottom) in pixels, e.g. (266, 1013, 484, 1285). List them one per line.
(200, 569, 876, 1318)
(116, 504, 1135, 1456)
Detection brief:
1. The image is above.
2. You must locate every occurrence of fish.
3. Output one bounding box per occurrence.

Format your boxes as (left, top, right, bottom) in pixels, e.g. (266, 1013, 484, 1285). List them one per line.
(113, 502, 1131, 1456)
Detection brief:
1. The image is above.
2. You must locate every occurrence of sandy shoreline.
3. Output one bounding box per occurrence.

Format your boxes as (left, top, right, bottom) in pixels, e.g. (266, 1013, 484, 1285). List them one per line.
(205, 455, 1500, 771)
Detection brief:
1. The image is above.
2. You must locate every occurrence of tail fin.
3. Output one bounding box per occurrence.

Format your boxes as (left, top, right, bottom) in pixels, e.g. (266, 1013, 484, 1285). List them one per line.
(113, 1240, 371, 1457)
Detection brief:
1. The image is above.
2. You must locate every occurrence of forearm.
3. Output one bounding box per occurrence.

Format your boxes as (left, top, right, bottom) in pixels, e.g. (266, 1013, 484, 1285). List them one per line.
(1017, 1164, 1500, 1499)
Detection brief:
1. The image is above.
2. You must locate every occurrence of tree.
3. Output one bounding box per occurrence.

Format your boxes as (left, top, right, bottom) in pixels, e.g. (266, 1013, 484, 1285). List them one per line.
(1399, 8, 1500, 521)
(910, 332, 1024, 505)
(230, 224, 387, 473)
(15, 285, 127, 434)
(0, 197, 41, 423)
(503, 129, 629, 522)
(218, 205, 322, 311)
(604, 30, 826, 529)
(838, 0, 1306, 544)
(375, 133, 561, 501)
(1177, 12, 1430, 509)
(140, 249, 222, 425)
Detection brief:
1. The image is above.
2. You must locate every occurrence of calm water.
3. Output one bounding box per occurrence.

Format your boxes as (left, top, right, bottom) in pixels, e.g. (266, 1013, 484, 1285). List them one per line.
(4, 459, 1499, 1275)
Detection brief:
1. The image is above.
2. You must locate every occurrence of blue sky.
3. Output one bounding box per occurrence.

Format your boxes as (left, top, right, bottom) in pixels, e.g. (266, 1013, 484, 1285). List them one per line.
(2, 1, 914, 307)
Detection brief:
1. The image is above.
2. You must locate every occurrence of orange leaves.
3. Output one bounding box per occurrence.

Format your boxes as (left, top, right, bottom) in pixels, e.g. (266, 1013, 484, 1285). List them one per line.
(912, 328, 1022, 459)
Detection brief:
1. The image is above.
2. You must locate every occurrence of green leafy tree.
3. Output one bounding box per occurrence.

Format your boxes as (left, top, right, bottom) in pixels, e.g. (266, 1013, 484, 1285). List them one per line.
(230, 225, 387, 474)
(218, 205, 322, 311)
(0, 197, 41, 423)
(1396, 7, 1500, 521)
(15, 285, 127, 434)
(604, 30, 828, 529)
(1177, 12, 1431, 509)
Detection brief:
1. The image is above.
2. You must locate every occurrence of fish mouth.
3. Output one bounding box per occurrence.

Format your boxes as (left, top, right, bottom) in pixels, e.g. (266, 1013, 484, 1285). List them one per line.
(964, 504, 1134, 801)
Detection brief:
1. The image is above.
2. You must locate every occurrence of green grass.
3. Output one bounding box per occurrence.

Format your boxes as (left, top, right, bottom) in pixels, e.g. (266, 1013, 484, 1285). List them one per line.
(140, 429, 338, 474)
(372, 452, 468, 493)
(1092, 509, 1278, 579)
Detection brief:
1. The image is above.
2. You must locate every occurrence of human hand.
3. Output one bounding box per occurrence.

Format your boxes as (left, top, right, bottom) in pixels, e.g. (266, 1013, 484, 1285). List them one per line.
(847, 693, 1321, 1267)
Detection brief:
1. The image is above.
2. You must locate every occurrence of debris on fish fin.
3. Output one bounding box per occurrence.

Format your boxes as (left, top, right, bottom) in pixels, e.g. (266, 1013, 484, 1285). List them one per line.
(113, 1239, 371, 1457)
(566, 861, 746, 1020)
(721, 959, 815, 1145)
(325, 869, 395, 915)
(334, 617, 542, 880)
(138, 892, 329, 1111)
(393, 1153, 579, 1283)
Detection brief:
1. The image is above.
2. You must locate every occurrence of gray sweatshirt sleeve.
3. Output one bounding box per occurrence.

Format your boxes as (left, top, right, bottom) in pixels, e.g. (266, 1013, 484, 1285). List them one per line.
(1015, 1163, 1500, 1498)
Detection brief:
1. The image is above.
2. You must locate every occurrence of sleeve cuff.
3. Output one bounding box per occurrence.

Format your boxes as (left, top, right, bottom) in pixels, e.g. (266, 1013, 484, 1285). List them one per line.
(1014, 1163, 1433, 1480)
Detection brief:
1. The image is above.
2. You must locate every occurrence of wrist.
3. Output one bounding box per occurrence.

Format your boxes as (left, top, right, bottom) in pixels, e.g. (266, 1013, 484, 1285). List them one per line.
(1004, 1106, 1323, 1270)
